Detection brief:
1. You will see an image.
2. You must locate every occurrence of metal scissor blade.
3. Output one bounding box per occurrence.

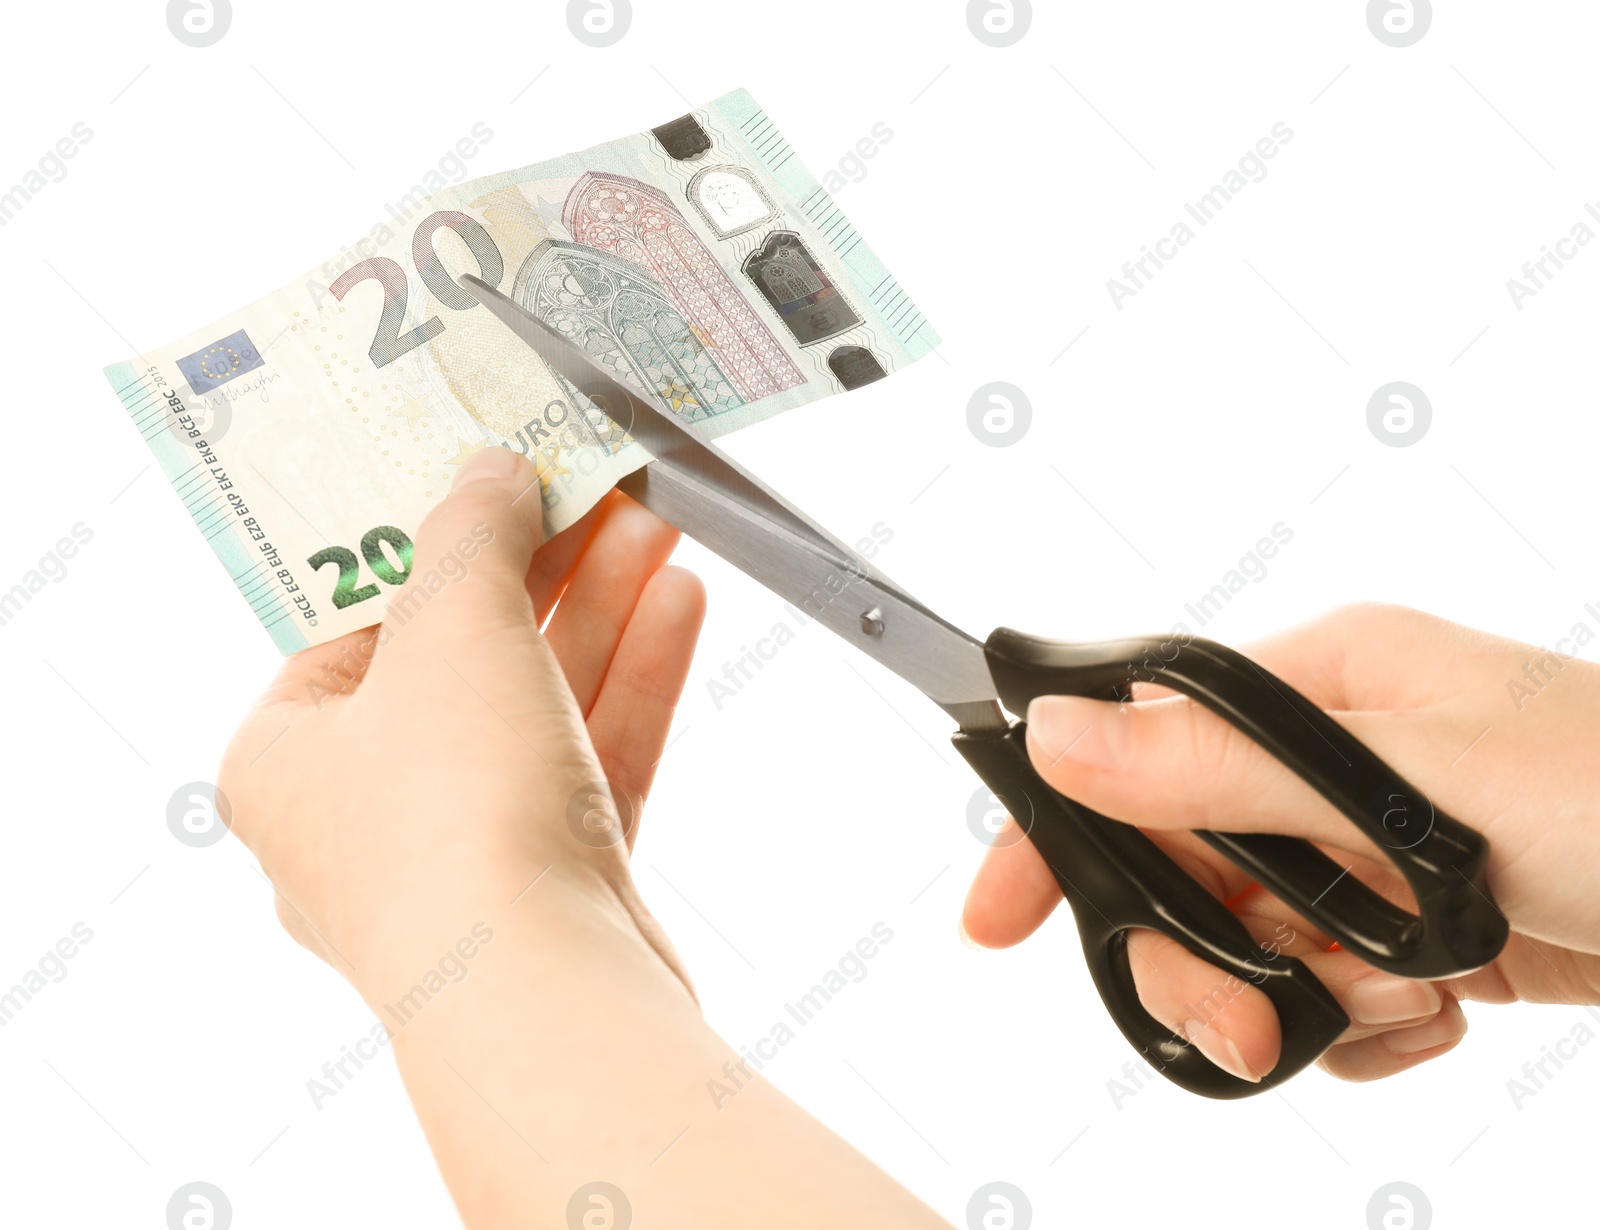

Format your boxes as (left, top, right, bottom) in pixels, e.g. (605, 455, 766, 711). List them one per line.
(459, 274, 855, 569)
(458, 273, 1003, 720)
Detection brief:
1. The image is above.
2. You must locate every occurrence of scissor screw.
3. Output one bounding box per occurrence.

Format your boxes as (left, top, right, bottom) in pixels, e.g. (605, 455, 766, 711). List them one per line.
(860, 607, 884, 637)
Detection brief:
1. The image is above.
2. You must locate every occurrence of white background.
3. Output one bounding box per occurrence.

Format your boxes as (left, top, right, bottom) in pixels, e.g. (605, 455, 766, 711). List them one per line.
(1, 2, 1596, 1227)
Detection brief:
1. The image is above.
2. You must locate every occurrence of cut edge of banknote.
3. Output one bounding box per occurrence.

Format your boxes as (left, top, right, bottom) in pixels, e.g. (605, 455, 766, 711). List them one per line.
(101, 87, 938, 657)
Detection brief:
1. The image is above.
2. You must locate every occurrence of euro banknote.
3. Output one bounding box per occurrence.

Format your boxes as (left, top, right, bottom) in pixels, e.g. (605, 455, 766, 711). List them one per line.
(104, 88, 937, 654)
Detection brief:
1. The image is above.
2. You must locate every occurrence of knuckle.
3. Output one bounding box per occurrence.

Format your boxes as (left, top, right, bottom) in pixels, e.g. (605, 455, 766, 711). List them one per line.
(1323, 600, 1421, 638)
(1174, 702, 1261, 823)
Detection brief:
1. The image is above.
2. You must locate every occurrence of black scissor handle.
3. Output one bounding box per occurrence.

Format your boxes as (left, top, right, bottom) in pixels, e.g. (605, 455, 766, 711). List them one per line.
(982, 628, 1509, 979)
(955, 724, 1347, 1098)
(953, 629, 1509, 1099)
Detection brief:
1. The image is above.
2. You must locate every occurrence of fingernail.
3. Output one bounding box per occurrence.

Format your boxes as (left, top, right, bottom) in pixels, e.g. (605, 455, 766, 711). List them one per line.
(958, 917, 981, 951)
(452, 446, 521, 489)
(1384, 999, 1467, 1056)
(1183, 1018, 1260, 1083)
(1348, 972, 1442, 1026)
(1025, 696, 1127, 769)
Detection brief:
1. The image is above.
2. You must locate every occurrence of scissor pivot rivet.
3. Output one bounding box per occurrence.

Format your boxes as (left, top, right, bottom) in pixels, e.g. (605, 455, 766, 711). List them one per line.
(860, 607, 885, 636)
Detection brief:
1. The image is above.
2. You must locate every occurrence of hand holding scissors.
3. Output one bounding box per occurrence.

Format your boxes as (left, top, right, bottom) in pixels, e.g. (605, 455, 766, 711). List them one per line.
(463, 274, 1509, 1098)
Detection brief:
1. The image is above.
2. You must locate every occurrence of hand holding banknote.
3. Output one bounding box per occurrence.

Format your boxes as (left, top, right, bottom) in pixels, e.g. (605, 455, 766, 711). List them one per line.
(217, 449, 951, 1229)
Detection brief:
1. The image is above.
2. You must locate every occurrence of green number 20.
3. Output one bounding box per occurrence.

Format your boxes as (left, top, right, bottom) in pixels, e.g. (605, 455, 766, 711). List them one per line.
(307, 526, 415, 610)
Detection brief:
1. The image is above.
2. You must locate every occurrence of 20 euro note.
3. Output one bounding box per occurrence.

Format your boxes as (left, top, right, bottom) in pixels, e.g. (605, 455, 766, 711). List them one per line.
(103, 88, 937, 655)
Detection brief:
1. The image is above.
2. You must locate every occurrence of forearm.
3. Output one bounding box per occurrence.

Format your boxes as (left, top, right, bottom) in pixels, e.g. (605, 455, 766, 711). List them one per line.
(356, 869, 949, 1230)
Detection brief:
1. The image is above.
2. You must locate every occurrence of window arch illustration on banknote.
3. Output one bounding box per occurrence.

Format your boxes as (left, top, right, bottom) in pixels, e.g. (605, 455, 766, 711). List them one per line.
(827, 344, 887, 391)
(687, 165, 775, 238)
(512, 240, 744, 448)
(558, 172, 804, 401)
(743, 231, 862, 346)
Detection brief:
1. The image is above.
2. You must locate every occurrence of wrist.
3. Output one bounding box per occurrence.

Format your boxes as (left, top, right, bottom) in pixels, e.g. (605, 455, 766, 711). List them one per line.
(345, 857, 679, 1020)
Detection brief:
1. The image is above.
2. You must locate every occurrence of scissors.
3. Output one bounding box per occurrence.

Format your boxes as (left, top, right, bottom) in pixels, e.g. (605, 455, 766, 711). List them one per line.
(460, 273, 1508, 1099)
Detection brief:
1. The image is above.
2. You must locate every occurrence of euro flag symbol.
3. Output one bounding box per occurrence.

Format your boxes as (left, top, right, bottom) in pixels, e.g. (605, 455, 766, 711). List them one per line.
(177, 329, 264, 394)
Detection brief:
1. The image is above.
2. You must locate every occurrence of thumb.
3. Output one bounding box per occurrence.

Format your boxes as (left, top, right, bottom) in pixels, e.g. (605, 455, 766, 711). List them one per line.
(1023, 691, 1354, 847)
(376, 446, 545, 666)
(364, 447, 595, 772)
(241, 449, 544, 715)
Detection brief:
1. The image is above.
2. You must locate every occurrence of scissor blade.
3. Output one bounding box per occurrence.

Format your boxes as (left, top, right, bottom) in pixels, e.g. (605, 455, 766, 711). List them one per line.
(458, 274, 851, 566)
(458, 273, 1003, 720)
(618, 462, 1002, 718)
